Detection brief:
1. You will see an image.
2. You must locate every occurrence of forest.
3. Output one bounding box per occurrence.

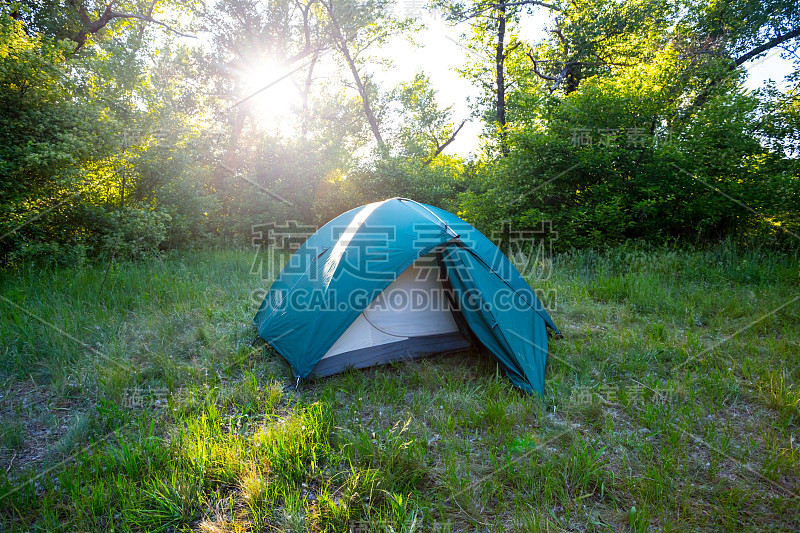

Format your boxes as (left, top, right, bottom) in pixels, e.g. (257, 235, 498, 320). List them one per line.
(1, 0, 800, 531)
(1, 0, 798, 262)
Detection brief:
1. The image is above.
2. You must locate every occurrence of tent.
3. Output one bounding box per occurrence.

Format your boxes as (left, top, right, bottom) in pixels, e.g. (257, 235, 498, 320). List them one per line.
(253, 198, 559, 394)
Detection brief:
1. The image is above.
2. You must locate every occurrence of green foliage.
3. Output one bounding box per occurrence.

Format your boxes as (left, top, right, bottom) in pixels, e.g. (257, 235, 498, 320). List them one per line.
(455, 33, 800, 249)
(1, 0, 798, 262)
(2, 0, 800, 529)
(388, 73, 461, 159)
(313, 153, 466, 222)
(0, 14, 113, 260)
(99, 206, 172, 260)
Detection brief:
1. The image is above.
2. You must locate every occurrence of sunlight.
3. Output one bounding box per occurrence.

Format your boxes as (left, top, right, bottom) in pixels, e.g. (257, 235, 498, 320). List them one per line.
(240, 61, 303, 134)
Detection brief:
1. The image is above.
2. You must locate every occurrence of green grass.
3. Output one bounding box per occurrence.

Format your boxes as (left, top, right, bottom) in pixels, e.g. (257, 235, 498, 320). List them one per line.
(1, 243, 799, 531)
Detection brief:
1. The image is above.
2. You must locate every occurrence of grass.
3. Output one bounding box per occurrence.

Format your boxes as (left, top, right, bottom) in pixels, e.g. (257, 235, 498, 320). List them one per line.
(0, 242, 798, 531)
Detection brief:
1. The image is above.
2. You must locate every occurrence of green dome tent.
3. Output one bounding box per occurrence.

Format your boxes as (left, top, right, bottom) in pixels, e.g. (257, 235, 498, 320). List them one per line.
(254, 198, 559, 394)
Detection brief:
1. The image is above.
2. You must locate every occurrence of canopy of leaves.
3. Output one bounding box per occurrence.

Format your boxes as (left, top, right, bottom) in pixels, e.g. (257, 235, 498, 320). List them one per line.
(0, 0, 798, 266)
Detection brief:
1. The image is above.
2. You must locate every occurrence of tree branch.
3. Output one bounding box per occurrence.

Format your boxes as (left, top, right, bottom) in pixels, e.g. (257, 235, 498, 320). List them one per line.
(548, 64, 571, 93)
(324, 0, 384, 147)
(67, 0, 195, 50)
(107, 12, 197, 39)
(138, 0, 158, 39)
(527, 52, 559, 80)
(301, 48, 321, 135)
(681, 26, 800, 120)
(491, 1, 562, 11)
(423, 119, 466, 166)
(448, 0, 561, 23)
(734, 27, 800, 67)
(503, 40, 522, 60)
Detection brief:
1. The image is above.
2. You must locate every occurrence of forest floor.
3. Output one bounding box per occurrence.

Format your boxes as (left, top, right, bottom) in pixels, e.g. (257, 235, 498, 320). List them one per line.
(1, 244, 798, 532)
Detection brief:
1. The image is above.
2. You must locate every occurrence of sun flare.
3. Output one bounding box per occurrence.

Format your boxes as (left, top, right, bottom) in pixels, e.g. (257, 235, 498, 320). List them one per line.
(240, 62, 303, 128)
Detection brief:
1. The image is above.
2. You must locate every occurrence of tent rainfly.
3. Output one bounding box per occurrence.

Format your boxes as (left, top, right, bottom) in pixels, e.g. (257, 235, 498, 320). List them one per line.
(253, 198, 559, 394)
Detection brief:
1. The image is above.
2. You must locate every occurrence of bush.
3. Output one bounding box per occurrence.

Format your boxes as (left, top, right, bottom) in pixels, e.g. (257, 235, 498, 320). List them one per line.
(312, 154, 467, 224)
(97, 206, 172, 260)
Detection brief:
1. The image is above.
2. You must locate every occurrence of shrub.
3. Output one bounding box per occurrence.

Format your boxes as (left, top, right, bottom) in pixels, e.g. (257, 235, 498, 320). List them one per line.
(97, 206, 172, 260)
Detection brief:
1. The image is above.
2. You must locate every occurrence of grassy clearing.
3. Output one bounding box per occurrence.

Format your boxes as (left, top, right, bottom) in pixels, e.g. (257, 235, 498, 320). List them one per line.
(1, 243, 798, 531)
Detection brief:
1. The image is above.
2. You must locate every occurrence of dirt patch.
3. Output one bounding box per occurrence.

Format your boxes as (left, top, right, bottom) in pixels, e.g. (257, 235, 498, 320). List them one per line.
(0, 380, 85, 474)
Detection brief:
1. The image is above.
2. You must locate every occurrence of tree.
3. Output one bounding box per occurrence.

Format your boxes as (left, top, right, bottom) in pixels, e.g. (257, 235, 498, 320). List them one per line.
(14, 0, 195, 51)
(388, 73, 466, 163)
(451, 0, 800, 247)
(322, 0, 383, 145)
(675, 0, 800, 119)
(196, 0, 320, 189)
(0, 13, 115, 261)
(525, 0, 671, 95)
(319, 0, 414, 148)
(432, 0, 561, 154)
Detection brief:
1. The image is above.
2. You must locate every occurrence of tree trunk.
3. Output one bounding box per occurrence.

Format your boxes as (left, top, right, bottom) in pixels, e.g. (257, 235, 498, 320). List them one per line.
(565, 63, 580, 94)
(325, 1, 384, 147)
(301, 49, 320, 136)
(215, 103, 251, 189)
(496, 2, 508, 155)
